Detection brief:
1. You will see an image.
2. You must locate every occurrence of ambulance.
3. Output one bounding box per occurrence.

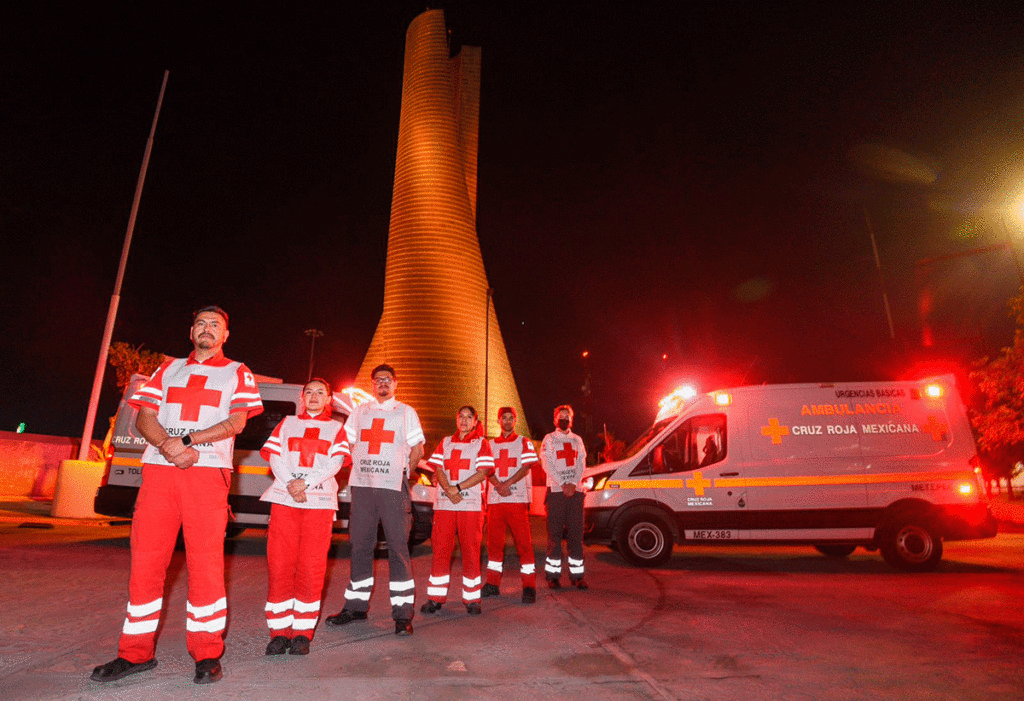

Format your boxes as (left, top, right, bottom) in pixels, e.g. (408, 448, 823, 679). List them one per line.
(94, 374, 436, 545)
(582, 376, 997, 571)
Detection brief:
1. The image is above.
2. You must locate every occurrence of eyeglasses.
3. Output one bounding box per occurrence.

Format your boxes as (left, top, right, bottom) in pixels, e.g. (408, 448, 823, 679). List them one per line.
(372, 376, 394, 385)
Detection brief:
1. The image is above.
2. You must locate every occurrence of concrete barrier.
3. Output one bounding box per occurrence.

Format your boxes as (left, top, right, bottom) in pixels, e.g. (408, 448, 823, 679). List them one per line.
(0, 432, 101, 498)
(51, 459, 107, 518)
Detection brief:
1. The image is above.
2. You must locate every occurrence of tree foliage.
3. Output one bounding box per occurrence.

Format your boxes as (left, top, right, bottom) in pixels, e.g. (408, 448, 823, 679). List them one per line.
(969, 291, 1024, 494)
(597, 427, 626, 464)
(108, 342, 165, 389)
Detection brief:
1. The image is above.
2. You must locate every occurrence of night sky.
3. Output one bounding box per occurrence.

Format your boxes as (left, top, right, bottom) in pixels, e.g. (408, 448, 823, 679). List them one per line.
(3, 2, 1023, 446)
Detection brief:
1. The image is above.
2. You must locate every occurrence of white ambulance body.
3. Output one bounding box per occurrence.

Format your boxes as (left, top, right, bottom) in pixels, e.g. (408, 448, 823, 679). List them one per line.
(95, 374, 436, 545)
(583, 375, 997, 571)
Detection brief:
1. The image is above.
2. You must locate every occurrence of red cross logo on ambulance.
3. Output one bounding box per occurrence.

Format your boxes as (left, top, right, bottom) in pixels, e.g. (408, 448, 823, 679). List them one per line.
(924, 415, 948, 441)
(761, 418, 790, 445)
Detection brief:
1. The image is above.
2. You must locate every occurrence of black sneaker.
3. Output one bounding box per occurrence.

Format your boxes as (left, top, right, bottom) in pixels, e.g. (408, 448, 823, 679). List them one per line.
(325, 609, 368, 626)
(466, 603, 482, 615)
(265, 636, 290, 656)
(481, 583, 500, 597)
(522, 587, 536, 604)
(90, 657, 157, 682)
(194, 658, 222, 684)
(395, 619, 414, 636)
(546, 577, 561, 590)
(571, 578, 589, 590)
(289, 635, 310, 655)
(420, 600, 443, 614)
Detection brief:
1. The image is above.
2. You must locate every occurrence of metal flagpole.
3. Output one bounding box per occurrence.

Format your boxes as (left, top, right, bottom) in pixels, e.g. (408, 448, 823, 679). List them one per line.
(77, 71, 169, 460)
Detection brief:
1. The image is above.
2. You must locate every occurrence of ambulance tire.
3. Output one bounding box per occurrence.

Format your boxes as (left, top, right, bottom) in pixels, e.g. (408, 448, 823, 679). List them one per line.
(616, 509, 674, 567)
(879, 515, 943, 572)
(814, 544, 856, 558)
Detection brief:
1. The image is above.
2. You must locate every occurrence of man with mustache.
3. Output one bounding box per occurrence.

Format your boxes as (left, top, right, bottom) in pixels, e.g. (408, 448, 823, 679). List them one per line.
(91, 306, 263, 685)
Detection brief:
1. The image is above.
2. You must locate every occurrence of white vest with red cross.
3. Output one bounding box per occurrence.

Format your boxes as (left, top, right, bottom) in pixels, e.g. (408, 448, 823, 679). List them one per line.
(486, 433, 537, 505)
(540, 430, 588, 490)
(344, 398, 425, 492)
(259, 411, 350, 509)
(428, 435, 494, 512)
(129, 352, 263, 469)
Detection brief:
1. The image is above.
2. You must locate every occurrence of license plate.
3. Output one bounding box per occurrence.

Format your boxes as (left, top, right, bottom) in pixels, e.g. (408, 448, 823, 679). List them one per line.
(685, 529, 736, 540)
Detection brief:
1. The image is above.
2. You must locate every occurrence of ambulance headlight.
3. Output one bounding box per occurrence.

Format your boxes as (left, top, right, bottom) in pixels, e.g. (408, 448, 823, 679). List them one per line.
(958, 482, 973, 496)
(585, 470, 616, 491)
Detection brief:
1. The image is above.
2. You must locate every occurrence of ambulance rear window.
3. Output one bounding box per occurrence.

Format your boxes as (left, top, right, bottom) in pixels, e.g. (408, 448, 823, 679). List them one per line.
(235, 400, 297, 451)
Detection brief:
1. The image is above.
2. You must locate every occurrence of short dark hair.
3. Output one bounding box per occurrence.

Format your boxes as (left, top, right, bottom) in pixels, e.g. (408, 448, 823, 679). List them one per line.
(553, 404, 574, 422)
(371, 363, 396, 379)
(457, 405, 478, 418)
(193, 305, 229, 327)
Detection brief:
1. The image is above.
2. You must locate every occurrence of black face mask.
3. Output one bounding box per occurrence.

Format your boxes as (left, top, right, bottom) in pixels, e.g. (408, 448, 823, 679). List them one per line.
(557, 419, 570, 431)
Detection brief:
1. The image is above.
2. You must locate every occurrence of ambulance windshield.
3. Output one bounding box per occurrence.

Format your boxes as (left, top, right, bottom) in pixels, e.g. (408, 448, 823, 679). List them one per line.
(624, 417, 675, 459)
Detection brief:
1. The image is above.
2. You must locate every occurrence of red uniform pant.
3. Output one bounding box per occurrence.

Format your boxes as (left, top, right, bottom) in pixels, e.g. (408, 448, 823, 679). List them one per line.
(118, 464, 230, 663)
(265, 503, 335, 640)
(486, 502, 536, 589)
(427, 510, 483, 604)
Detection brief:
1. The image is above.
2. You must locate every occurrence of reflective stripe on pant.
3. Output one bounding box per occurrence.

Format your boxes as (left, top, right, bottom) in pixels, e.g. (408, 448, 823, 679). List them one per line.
(343, 486, 414, 620)
(118, 464, 230, 663)
(428, 510, 484, 604)
(485, 502, 536, 588)
(265, 503, 335, 640)
(544, 489, 585, 580)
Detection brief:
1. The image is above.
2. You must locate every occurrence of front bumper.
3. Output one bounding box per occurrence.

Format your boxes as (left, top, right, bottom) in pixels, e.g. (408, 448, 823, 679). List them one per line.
(583, 507, 616, 543)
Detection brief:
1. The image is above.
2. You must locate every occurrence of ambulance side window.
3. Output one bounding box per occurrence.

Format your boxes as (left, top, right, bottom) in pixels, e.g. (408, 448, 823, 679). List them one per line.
(693, 415, 726, 469)
(235, 400, 298, 451)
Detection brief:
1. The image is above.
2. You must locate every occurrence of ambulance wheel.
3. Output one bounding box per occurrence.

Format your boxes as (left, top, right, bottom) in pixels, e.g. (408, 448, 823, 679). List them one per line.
(814, 544, 856, 558)
(880, 516, 943, 572)
(616, 509, 674, 567)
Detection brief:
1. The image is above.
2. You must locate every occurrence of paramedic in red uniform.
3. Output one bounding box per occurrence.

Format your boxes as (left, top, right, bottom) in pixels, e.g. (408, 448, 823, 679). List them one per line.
(325, 364, 423, 635)
(540, 404, 589, 590)
(91, 306, 263, 685)
(259, 378, 349, 656)
(420, 406, 494, 615)
(481, 406, 538, 603)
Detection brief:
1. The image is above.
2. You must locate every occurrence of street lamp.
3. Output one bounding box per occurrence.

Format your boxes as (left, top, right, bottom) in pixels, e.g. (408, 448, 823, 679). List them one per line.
(304, 329, 324, 382)
(484, 288, 493, 436)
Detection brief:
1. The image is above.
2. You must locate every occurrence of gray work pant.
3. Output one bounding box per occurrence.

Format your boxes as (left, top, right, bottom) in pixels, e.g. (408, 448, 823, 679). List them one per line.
(343, 486, 415, 620)
(544, 489, 585, 581)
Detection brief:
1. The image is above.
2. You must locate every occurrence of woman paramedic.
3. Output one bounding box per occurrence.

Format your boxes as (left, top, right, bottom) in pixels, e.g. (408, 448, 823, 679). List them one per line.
(258, 378, 349, 655)
(421, 406, 495, 615)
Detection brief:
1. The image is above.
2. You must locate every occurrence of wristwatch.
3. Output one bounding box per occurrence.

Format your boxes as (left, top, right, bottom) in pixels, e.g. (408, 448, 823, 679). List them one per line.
(181, 434, 193, 447)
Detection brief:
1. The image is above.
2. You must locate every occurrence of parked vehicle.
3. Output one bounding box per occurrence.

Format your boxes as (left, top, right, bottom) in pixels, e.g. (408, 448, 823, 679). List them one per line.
(583, 375, 997, 571)
(94, 374, 434, 545)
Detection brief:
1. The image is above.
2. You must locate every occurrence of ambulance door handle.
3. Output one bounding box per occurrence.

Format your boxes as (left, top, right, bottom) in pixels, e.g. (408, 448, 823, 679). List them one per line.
(720, 472, 739, 476)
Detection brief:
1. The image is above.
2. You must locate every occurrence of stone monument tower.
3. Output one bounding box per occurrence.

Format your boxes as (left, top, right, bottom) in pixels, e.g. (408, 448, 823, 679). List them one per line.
(355, 9, 528, 448)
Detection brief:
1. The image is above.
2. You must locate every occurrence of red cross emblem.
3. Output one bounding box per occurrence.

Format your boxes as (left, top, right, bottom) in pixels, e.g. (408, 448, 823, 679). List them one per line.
(288, 427, 331, 468)
(445, 449, 471, 482)
(493, 449, 517, 478)
(924, 415, 948, 441)
(555, 442, 577, 467)
(360, 418, 395, 455)
(166, 375, 222, 422)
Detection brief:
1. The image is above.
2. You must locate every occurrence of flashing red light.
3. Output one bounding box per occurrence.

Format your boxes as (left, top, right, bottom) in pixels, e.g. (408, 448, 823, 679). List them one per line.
(924, 383, 943, 399)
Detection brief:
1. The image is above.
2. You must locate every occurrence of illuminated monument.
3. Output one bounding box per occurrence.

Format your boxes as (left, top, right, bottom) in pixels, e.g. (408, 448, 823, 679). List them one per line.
(355, 9, 528, 447)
